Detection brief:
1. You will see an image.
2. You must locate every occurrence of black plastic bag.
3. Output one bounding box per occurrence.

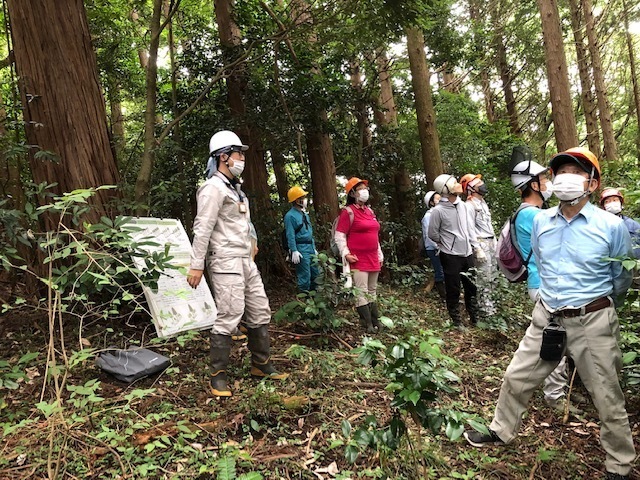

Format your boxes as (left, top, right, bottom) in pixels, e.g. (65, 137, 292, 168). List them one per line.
(96, 348, 171, 383)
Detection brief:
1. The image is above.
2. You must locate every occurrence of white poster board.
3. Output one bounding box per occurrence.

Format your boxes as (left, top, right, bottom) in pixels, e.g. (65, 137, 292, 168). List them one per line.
(120, 217, 217, 338)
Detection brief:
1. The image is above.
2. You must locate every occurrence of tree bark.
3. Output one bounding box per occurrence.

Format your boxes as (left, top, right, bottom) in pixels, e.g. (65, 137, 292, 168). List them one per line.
(582, 0, 617, 160)
(290, 0, 339, 228)
(134, 0, 162, 212)
(622, 0, 640, 163)
(468, 0, 496, 123)
(406, 27, 443, 187)
(108, 80, 126, 168)
(350, 58, 372, 173)
(214, 0, 271, 218)
(167, 5, 193, 232)
(270, 147, 289, 203)
(536, 0, 579, 150)
(7, 0, 119, 221)
(567, 0, 601, 155)
(490, 0, 520, 135)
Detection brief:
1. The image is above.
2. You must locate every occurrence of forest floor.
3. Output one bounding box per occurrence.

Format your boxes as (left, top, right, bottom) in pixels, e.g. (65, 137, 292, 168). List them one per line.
(1, 279, 640, 480)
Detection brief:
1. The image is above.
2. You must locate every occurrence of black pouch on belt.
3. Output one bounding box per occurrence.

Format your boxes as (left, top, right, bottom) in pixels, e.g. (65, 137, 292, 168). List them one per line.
(540, 319, 566, 361)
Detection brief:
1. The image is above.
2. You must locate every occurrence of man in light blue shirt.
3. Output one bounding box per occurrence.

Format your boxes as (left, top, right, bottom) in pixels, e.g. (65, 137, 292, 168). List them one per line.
(464, 147, 635, 480)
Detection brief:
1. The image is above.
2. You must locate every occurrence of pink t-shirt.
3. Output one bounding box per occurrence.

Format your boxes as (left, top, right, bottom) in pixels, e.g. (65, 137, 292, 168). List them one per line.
(336, 205, 381, 272)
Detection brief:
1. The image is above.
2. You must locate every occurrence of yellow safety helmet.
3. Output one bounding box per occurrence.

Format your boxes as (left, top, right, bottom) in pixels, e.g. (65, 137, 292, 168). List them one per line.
(287, 186, 308, 203)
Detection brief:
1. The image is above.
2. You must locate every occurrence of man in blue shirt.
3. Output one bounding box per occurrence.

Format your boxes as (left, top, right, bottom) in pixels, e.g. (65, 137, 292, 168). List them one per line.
(464, 147, 635, 480)
(284, 186, 318, 292)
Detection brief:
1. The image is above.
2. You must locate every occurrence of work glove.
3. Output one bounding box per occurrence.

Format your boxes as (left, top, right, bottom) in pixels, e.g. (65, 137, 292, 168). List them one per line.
(291, 251, 302, 264)
(474, 247, 487, 264)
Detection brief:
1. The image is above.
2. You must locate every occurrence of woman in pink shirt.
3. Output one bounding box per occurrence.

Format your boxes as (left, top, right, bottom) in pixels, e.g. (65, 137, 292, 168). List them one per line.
(334, 177, 384, 333)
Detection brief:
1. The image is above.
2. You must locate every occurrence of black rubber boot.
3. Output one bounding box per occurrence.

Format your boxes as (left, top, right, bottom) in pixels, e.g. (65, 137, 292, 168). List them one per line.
(210, 333, 232, 397)
(435, 281, 446, 300)
(356, 305, 375, 333)
(247, 325, 288, 380)
(369, 302, 382, 330)
(465, 295, 481, 325)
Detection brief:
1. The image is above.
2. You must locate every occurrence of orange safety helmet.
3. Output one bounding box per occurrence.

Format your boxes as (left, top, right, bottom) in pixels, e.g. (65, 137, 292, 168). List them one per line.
(460, 173, 482, 193)
(599, 187, 624, 206)
(287, 185, 308, 203)
(550, 147, 601, 180)
(345, 177, 368, 195)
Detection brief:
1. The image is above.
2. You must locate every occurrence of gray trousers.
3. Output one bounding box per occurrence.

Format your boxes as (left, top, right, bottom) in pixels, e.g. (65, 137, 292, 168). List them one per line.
(490, 301, 634, 476)
(208, 257, 270, 335)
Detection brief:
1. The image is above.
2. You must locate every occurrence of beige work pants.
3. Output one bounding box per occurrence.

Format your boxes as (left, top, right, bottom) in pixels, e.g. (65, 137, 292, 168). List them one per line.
(490, 301, 634, 476)
(208, 256, 271, 335)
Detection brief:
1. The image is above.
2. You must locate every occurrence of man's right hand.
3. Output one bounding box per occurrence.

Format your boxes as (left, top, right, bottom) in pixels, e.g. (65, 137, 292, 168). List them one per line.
(187, 269, 204, 288)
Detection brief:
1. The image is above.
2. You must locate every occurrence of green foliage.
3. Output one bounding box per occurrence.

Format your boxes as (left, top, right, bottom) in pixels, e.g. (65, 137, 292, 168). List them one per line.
(274, 253, 355, 331)
(0, 352, 39, 390)
(346, 332, 482, 464)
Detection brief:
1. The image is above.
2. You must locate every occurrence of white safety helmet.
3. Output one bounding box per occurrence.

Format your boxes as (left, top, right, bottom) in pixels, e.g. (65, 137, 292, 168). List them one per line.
(209, 130, 249, 156)
(433, 174, 461, 195)
(510, 160, 548, 190)
(424, 191, 437, 208)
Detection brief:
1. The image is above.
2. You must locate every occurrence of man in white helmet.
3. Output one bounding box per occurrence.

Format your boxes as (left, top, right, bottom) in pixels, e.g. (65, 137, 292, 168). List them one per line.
(509, 146, 573, 414)
(187, 130, 287, 398)
(428, 174, 484, 326)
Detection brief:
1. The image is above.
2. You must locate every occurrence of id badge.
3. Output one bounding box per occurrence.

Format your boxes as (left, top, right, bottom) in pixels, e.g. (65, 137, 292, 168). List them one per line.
(238, 202, 247, 213)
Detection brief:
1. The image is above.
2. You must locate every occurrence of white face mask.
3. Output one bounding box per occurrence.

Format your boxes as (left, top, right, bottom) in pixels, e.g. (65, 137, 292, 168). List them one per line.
(299, 198, 308, 210)
(228, 160, 245, 177)
(605, 200, 622, 215)
(357, 189, 370, 203)
(540, 182, 553, 201)
(552, 173, 587, 202)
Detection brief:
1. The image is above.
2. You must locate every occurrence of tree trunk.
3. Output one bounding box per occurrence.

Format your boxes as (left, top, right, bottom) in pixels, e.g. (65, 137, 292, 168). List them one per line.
(108, 80, 126, 168)
(214, 0, 271, 218)
(290, 0, 339, 229)
(567, 0, 601, 155)
(582, 0, 617, 160)
(490, 0, 520, 135)
(7, 0, 119, 221)
(134, 0, 162, 212)
(306, 120, 339, 227)
(270, 147, 289, 203)
(350, 58, 372, 172)
(406, 27, 443, 186)
(468, 0, 496, 123)
(167, 6, 193, 232)
(375, 52, 399, 128)
(622, 0, 640, 163)
(536, 0, 579, 150)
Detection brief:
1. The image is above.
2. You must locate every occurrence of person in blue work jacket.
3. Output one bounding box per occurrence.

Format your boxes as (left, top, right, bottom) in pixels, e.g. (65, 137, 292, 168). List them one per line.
(284, 186, 318, 292)
(599, 188, 640, 258)
(464, 147, 635, 480)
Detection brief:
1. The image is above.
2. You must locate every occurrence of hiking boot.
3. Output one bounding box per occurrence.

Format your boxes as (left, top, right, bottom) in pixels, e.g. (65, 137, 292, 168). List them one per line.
(605, 473, 629, 480)
(546, 396, 583, 415)
(247, 325, 288, 380)
(463, 429, 504, 447)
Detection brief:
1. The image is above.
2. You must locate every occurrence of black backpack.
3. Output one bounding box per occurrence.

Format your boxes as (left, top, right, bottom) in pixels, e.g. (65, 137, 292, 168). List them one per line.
(281, 222, 304, 254)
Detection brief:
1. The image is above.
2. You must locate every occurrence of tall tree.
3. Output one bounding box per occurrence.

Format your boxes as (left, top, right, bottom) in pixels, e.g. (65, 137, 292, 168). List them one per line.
(290, 0, 339, 227)
(582, 0, 617, 160)
(622, 0, 640, 162)
(490, 0, 520, 135)
(134, 0, 162, 212)
(406, 26, 443, 186)
(536, 0, 579, 150)
(567, 0, 601, 155)
(468, 0, 496, 123)
(214, 0, 271, 217)
(7, 0, 119, 220)
(349, 58, 372, 173)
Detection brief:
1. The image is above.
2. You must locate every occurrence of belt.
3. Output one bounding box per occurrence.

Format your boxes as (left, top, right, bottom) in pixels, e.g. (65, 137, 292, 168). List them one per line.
(296, 240, 313, 244)
(554, 297, 611, 318)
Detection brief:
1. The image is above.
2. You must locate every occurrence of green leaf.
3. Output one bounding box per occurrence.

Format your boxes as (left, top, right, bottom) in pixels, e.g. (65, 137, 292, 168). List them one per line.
(344, 444, 359, 463)
(622, 351, 638, 364)
(466, 419, 489, 435)
(445, 421, 464, 440)
(341, 419, 352, 438)
(237, 473, 263, 480)
(215, 456, 236, 480)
